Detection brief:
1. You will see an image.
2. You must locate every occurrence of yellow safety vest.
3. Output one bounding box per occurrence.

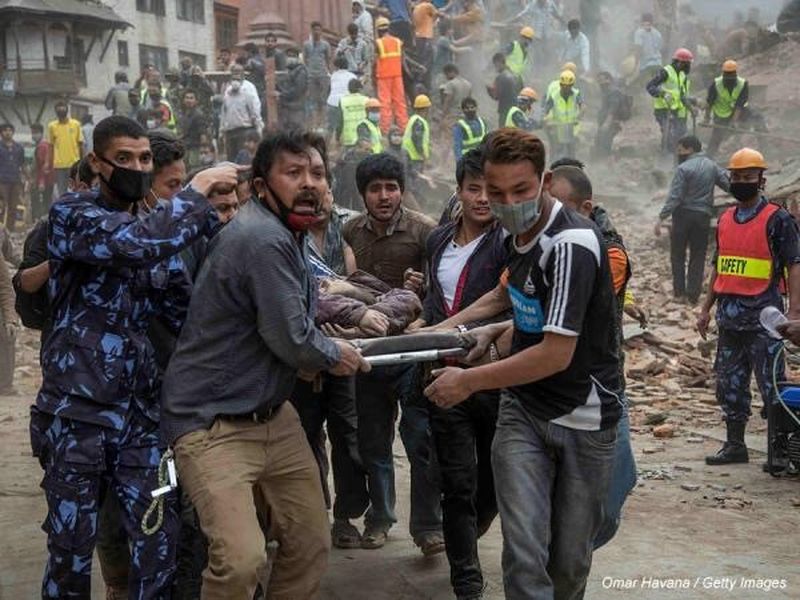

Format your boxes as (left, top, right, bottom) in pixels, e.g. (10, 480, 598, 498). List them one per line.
(505, 106, 525, 128)
(457, 117, 486, 154)
(358, 119, 383, 154)
(653, 64, 690, 118)
(506, 41, 528, 77)
(339, 93, 368, 146)
(546, 80, 581, 105)
(402, 114, 430, 161)
(712, 76, 746, 120)
(546, 90, 580, 143)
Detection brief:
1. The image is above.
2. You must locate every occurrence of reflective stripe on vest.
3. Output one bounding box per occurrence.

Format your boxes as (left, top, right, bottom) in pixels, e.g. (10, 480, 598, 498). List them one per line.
(402, 114, 430, 161)
(712, 76, 745, 120)
(652, 64, 690, 117)
(457, 117, 486, 153)
(713, 202, 781, 297)
(358, 119, 384, 153)
(376, 36, 403, 79)
(507, 41, 527, 76)
(547, 91, 579, 143)
(340, 93, 368, 146)
(546, 80, 581, 105)
(505, 106, 524, 128)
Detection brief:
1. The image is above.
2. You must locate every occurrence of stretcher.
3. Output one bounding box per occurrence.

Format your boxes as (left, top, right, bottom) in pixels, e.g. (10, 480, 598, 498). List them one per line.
(352, 332, 475, 367)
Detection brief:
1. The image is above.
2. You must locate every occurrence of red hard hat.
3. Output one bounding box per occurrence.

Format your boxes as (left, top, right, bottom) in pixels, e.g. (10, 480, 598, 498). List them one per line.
(673, 48, 694, 62)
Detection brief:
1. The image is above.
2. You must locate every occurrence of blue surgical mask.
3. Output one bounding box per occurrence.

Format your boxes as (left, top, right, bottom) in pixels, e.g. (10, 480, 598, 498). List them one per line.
(490, 184, 544, 235)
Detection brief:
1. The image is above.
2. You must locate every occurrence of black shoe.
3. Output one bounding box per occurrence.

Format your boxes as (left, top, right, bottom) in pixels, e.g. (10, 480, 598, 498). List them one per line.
(706, 421, 749, 465)
(763, 457, 789, 474)
(706, 442, 749, 465)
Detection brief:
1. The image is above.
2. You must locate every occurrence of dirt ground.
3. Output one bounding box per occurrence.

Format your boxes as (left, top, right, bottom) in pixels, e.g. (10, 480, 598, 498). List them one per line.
(2, 199, 799, 600)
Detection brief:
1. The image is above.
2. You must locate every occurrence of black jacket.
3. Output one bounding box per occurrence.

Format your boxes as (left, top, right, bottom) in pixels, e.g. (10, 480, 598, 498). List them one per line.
(423, 219, 509, 326)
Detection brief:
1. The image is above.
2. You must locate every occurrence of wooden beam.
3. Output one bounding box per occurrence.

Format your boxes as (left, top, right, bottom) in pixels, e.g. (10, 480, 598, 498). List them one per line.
(99, 28, 116, 63)
(41, 22, 50, 71)
(83, 29, 98, 62)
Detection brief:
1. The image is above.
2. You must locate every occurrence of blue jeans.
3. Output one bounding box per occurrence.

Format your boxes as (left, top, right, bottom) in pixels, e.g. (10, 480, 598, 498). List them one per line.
(356, 364, 442, 538)
(593, 401, 637, 549)
(492, 393, 616, 600)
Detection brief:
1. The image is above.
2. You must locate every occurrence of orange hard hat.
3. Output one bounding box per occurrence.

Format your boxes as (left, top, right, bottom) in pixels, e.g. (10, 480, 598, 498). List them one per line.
(520, 26, 535, 39)
(728, 148, 767, 171)
(518, 87, 539, 101)
(366, 98, 382, 109)
(722, 59, 738, 73)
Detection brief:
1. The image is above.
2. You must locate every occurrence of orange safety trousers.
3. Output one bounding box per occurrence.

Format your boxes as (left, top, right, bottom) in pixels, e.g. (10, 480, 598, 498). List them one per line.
(377, 76, 408, 134)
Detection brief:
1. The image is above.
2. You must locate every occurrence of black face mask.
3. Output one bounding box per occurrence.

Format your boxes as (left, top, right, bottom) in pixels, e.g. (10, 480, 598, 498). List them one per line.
(99, 156, 152, 205)
(729, 181, 760, 203)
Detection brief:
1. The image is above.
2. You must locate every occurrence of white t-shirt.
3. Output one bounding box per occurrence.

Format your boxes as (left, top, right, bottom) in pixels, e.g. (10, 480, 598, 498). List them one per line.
(437, 233, 486, 310)
(327, 70, 358, 107)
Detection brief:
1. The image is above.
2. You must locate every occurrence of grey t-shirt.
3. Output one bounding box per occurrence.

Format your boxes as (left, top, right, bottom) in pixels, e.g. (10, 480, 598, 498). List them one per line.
(303, 38, 332, 78)
(160, 200, 340, 444)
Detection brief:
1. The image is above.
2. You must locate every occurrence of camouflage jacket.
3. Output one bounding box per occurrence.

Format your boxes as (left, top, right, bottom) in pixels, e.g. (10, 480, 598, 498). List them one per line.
(37, 188, 218, 429)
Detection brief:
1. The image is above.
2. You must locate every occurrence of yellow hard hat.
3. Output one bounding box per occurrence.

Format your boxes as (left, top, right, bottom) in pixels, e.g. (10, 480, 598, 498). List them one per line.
(561, 62, 577, 73)
(520, 26, 535, 40)
(518, 87, 539, 101)
(559, 70, 576, 85)
(722, 59, 738, 73)
(413, 94, 432, 109)
(728, 148, 767, 171)
(366, 98, 382, 109)
(376, 16, 390, 29)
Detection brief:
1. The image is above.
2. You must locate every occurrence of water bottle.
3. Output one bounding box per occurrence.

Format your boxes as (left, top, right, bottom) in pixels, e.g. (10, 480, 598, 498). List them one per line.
(760, 306, 788, 340)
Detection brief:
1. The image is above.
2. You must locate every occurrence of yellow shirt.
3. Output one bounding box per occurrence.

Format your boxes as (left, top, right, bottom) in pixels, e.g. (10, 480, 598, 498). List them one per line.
(47, 118, 83, 169)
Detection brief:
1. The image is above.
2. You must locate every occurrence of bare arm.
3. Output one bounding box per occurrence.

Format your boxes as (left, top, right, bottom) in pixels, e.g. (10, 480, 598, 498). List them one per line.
(431, 282, 511, 330)
(343, 243, 357, 276)
(19, 261, 50, 294)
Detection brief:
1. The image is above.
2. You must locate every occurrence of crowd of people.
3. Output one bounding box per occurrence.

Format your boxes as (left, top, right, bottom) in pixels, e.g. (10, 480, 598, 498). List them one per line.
(0, 2, 796, 600)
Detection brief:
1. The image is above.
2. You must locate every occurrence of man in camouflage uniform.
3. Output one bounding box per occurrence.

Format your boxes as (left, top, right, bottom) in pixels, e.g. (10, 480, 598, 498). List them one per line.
(29, 115, 239, 598)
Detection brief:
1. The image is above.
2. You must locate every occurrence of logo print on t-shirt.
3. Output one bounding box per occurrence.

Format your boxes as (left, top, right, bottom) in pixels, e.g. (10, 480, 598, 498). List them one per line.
(523, 272, 536, 295)
(508, 284, 544, 334)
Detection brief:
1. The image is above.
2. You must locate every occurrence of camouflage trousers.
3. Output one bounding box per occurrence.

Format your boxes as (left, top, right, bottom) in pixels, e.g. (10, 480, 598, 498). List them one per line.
(714, 328, 785, 423)
(30, 407, 179, 599)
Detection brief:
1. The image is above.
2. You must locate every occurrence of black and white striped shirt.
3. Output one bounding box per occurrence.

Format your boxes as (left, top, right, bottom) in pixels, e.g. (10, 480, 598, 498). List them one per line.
(503, 201, 621, 430)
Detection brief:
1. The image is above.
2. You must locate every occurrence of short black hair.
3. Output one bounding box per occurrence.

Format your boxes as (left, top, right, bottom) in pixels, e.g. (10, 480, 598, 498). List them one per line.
(0, 123, 13, 132)
(93, 116, 148, 157)
(461, 96, 477, 110)
(678, 135, 702, 152)
(252, 130, 328, 186)
(438, 20, 452, 34)
(334, 56, 349, 70)
(115, 71, 128, 83)
(182, 88, 197, 100)
(492, 52, 506, 64)
(568, 19, 581, 30)
(69, 157, 95, 186)
(456, 148, 484, 187)
(348, 23, 359, 35)
(244, 130, 261, 144)
(551, 165, 593, 203)
(265, 33, 277, 40)
(55, 100, 68, 110)
(348, 78, 363, 93)
(443, 63, 458, 75)
(148, 130, 185, 174)
(30, 123, 43, 133)
(355, 153, 405, 197)
(311, 21, 322, 29)
(549, 157, 585, 170)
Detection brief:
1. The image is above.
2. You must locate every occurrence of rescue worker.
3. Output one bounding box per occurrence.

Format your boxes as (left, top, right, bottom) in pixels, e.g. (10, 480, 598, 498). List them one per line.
(402, 94, 432, 174)
(703, 60, 768, 158)
(505, 87, 540, 131)
(647, 47, 694, 155)
(697, 148, 800, 467)
(339, 78, 369, 148)
(543, 70, 583, 159)
(374, 17, 408, 134)
(29, 115, 239, 599)
(356, 98, 384, 155)
(453, 97, 486, 161)
(545, 62, 579, 106)
(504, 26, 536, 83)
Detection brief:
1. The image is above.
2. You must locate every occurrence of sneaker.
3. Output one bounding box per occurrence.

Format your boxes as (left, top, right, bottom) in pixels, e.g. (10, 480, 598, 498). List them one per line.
(360, 525, 389, 549)
(415, 531, 446, 556)
(331, 519, 362, 549)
